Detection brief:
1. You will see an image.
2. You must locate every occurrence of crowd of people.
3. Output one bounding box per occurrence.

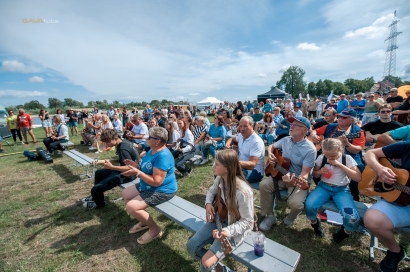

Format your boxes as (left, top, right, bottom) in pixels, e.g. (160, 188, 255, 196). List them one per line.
(3, 87, 410, 271)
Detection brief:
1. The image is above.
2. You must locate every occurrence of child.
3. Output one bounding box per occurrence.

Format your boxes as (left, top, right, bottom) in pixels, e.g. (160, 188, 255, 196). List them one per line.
(305, 138, 362, 243)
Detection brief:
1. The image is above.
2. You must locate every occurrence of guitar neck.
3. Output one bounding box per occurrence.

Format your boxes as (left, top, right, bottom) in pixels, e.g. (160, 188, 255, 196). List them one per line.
(275, 163, 289, 176)
(393, 183, 410, 196)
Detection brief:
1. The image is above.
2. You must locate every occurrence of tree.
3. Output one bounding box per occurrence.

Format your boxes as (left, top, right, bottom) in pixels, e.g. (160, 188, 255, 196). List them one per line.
(333, 82, 350, 95)
(323, 79, 334, 95)
(276, 66, 306, 98)
(384, 75, 403, 87)
(48, 98, 63, 109)
(315, 80, 327, 97)
(24, 100, 45, 110)
(307, 82, 316, 96)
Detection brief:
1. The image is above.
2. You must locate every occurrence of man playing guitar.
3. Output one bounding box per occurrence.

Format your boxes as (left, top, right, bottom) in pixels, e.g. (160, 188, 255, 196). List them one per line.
(309, 108, 365, 201)
(259, 116, 316, 231)
(363, 142, 410, 272)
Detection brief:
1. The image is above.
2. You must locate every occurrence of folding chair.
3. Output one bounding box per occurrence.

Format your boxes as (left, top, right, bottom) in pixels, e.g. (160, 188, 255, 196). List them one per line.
(0, 124, 14, 151)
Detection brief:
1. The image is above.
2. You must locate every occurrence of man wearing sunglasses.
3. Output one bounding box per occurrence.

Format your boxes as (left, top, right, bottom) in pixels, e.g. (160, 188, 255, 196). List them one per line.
(310, 108, 365, 201)
(361, 105, 403, 148)
(312, 108, 338, 130)
(386, 88, 404, 111)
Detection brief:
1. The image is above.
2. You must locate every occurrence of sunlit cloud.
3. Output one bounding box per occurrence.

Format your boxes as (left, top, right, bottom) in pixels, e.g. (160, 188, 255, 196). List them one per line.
(29, 76, 44, 82)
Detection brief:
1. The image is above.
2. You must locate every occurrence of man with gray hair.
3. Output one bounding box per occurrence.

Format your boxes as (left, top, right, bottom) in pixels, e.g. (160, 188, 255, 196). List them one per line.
(225, 116, 265, 183)
(386, 88, 404, 111)
(130, 113, 149, 151)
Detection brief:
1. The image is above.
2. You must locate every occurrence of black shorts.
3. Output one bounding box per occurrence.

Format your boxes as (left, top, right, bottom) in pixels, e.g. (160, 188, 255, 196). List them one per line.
(135, 183, 175, 206)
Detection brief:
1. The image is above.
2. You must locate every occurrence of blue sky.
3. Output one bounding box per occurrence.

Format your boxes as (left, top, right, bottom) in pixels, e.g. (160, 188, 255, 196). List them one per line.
(0, 0, 409, 107)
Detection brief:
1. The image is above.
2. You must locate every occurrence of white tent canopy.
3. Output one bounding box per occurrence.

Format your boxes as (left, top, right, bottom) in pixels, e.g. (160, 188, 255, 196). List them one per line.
(196, 97, 224, 109)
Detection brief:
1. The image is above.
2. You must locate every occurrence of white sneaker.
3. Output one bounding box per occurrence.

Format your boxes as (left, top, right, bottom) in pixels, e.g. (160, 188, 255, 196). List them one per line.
(259, 215, 277, 231)
(283, 214, 297, 226)
(200, 159, 209, 165)
(89, 146, 97, 150)
(193, 159, 203, 165)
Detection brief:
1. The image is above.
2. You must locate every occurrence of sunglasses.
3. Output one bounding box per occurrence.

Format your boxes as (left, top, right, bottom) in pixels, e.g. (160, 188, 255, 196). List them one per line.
(380, 110, 391, 114)
(324, 114, 332, 117)
(368, 96, 374, 98)
(339, 116, 350, 119)
(148, 135, 159, 140)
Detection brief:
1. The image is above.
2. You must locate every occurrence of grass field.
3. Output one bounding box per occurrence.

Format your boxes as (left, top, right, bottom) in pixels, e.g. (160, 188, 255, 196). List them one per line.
(1, 127, 410, 272)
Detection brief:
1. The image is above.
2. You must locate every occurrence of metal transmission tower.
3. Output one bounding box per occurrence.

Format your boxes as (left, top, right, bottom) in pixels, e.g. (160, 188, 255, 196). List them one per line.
(383, 11, 402, 81)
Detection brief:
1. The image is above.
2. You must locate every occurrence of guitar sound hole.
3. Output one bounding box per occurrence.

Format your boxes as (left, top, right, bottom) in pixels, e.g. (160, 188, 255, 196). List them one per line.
(374, 182, 394, 193)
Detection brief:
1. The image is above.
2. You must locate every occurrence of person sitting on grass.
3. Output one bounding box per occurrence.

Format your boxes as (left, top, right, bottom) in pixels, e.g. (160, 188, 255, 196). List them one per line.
(225, 116, 265, 184)
(43, 116, 69, 155)
(304, 138, 361, 242)
(255, 112, 276, 146)
(112, 113, 123, 136)
(121, 127, 177, 244)
(187, 149, 254, 272)
(81, 128, 139, 210)
(130, 113, 149, 152)
(195, 115, 226, 165)
(192, 116, 208, 156)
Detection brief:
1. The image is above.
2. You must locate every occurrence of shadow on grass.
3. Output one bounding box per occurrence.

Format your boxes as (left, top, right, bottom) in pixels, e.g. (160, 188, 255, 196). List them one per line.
(51, 164, 79, 184)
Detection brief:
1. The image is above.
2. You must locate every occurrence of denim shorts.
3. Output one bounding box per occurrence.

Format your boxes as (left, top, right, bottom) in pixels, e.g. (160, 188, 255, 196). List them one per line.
(42, 120, 52, 128)
(68, 121, 78, 127)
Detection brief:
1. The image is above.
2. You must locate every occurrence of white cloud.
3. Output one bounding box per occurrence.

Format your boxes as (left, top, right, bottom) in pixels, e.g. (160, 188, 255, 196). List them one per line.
(278, 64, 291, 73)
(189, 93, 200, 96)
(126, 95, 140, 99)
(344, 14, 393, 39)
(256, 73, 267, 78)
(297, 42, 321, 51)
(0, 90, 47, 97)
(1, 60, 39, 73)
(29, 76, 44, 82)
(403, 64, 410, 80)
(271, 40, 281, 45)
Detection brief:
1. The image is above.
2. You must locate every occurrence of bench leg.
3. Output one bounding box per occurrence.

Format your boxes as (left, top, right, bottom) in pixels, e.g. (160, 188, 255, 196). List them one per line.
(369, 234, 377, 261)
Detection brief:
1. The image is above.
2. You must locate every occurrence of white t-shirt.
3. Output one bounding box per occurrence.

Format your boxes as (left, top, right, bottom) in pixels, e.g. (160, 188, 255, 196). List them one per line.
(257, 120, 276, 134)
(315, 154, 357, 186)
(112, 119, 122, 132)
(101, 122, 113, 130)
(132, 122, 149, 143)
(57, 124, 69, 140)
(179, 129, 194, 153)
(316, 102, 323, 111)
(236, 132, 265, 174)
(295, 110, 303, 118)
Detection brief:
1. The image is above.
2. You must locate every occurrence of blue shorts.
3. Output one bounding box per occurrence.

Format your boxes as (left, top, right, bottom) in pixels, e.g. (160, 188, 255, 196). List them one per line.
(68, 121, 78, 127)
(370, 199, 410, 228)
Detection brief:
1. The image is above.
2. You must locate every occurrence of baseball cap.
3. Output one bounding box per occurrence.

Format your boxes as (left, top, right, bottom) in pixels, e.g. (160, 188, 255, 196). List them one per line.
(288, 116, 310, 129)
(337, 108, 357, 117)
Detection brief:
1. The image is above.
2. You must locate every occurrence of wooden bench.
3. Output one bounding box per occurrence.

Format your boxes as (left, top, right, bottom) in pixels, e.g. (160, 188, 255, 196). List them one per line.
(60, 141, 74, 150)
(63, 149, 97, 180)
(153, 195, 300, 272)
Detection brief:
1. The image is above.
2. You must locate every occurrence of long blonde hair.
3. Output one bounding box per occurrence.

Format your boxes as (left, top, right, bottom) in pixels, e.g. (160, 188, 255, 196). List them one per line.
(215, 149, 249, 224)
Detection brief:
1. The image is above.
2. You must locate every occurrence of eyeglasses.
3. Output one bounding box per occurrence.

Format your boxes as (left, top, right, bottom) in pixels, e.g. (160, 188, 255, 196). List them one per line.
(339, 116, 350, 119)
(368, 96, 374, 98)
(290, 123, 305, 128)
(380, 110, 391, 114)
(406, 93, 410, 95)
(148, 135, 159, 140)
(324, 114, 332, 117)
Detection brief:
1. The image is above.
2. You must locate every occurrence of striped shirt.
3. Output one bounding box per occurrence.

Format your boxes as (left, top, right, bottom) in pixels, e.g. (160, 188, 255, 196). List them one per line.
(192, 125, 207, 141)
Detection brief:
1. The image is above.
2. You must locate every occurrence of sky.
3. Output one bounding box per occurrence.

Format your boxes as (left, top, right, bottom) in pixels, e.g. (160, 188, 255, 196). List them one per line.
(0, 0, 409, 107)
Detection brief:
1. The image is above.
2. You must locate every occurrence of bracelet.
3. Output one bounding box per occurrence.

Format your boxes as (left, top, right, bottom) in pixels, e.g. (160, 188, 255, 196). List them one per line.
(136, 170, 141, 178)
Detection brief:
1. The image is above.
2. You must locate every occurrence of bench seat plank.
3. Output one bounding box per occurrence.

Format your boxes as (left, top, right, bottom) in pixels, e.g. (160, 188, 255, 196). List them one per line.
(63, 151, 91, 166)
(69, 150, 94, 163)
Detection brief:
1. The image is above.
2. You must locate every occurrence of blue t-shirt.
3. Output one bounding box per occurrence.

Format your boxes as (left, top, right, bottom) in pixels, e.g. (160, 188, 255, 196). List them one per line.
(350, 99, 366, 115)
(389, 125, 410, 142)
(139, 149, 177, 194)
(263, 104, 273, 113)
(208, 124, 226, 145)
(336, 99, 349, 113)
(383, 142, 410, 172)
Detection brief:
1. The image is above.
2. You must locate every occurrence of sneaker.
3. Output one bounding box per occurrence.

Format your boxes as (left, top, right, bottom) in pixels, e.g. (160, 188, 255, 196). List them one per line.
(193, 159, 203, 165)
(311, 218, 325, 238)
(283, 214, 297, 226)
(81, 196, 94, 202)
(21, 141, 25, 145)
(379, 246, 406, 272)
(89, 146, 97, 150)
(200, 159, 209, 165)
(332, 226, 350, 243)
(0, 149, 4, 153)
(259, 215, 277, 231)
(14, 142, 17, 146)
(83, 201, 105, 209)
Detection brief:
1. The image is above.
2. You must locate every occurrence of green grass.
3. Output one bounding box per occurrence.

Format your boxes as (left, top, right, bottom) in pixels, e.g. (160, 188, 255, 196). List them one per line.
(1, 127, 410, 271)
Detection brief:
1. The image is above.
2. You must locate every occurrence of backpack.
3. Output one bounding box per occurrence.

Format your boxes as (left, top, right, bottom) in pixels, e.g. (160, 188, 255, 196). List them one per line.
(23, 150, 39, 161)
(320, 154, 346, 168)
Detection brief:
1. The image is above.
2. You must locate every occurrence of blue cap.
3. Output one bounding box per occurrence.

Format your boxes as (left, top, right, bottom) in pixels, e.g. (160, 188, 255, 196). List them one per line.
(288, 116, 311, 129)
(338, 108, 357, 117)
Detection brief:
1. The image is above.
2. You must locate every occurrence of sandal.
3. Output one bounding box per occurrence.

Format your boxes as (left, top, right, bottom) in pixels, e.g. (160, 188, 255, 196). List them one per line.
(137, 230, 163, 244)
(129, 222, 149, 234)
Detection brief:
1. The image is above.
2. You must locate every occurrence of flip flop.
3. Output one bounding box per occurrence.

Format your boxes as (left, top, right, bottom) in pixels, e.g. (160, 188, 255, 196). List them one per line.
(129, 222, 149, 234)
(137, 230, 163, 244)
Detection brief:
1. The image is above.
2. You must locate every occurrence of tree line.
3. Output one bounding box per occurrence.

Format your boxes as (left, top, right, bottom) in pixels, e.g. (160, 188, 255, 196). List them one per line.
(275, 65, 410, 98)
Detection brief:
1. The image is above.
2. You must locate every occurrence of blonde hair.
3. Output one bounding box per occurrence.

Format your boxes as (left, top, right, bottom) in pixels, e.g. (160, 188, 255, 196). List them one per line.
(322, 138, 343, 153)
(214, 149, 249, 224)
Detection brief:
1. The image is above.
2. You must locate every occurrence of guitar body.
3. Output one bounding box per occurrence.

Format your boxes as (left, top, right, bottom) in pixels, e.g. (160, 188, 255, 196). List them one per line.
(264, 148, 290, 180)
(359, 158, 410, 205)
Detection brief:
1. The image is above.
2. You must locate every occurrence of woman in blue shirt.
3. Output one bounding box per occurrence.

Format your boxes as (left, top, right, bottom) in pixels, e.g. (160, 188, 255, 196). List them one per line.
(122, 127, 177, 245)
(197, 115, 226, 165)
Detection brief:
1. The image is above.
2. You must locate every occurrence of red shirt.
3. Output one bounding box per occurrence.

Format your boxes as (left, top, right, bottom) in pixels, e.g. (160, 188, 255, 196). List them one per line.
(18, 113, 32, 128)
(315, 124, 365, 147)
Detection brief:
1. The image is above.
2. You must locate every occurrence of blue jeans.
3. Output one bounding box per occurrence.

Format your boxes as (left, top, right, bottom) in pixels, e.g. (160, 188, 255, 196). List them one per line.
(243, 169, 263, 184)
(305, 181, 359, 232)
(202, 142, 224, 159)
(259, 133, 275, 145)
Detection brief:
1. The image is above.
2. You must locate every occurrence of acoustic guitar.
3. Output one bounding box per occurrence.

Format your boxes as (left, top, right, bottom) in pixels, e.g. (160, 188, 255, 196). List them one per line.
(264, 148, 309, 191)
(362, 132, 381, 150)
(359, 158, 410, 206)
(307, 131, 362, 152)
